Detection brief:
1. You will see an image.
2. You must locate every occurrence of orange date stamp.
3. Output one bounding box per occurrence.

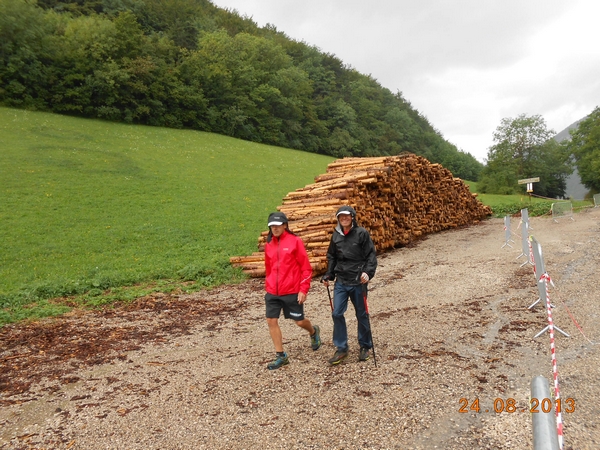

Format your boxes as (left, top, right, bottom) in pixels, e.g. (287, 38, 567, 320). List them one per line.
(459, 397, 575, 414)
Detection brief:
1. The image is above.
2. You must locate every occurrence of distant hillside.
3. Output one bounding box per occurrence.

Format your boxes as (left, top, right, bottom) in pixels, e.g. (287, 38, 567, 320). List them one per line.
(554, 118, 585, 143)
(554, 117, 588, 200)
(0, 0, 483, 180)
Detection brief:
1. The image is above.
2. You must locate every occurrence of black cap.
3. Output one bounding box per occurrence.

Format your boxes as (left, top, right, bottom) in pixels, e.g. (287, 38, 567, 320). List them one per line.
(267, 212, 289, 226)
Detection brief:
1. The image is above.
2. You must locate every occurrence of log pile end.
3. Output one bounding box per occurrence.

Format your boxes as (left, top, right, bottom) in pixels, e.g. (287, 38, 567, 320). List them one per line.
(230, 154, 492, 277)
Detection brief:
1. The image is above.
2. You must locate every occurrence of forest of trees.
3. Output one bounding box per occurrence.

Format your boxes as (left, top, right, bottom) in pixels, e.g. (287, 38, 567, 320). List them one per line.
(0, 0, 483, 180)
(478, 114, 573, 198)
(478, 111, 600, 198)
(565, 107, 600, 194)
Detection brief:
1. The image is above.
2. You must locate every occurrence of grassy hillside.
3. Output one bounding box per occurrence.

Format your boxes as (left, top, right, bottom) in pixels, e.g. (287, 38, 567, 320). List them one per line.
(0, 107, 333, 324)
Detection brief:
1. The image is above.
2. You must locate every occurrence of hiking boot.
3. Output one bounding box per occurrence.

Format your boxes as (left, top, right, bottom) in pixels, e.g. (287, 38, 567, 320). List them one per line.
(328, 349, 348, 365)
(267, 353, 289, 370)
(310, 325, 322, 351)
(359, 347, 371, 362)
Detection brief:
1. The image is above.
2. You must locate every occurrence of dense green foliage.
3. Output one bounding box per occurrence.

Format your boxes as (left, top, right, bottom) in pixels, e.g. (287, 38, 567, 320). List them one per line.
(478, 114, 572, 198)
(484, 198, 553, 218)
(0, 107, 333, 325)
(466, 181, 592, 218)
(0, 0, 482, 180)
(565, 106, 600, 194)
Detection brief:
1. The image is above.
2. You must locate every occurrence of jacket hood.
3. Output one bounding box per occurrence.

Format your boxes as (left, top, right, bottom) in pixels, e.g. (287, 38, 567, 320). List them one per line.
(335, 206, 358, 234)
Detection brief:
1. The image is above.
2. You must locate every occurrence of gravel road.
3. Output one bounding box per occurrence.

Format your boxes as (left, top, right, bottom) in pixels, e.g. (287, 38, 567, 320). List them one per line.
(1, 207, 599, 449)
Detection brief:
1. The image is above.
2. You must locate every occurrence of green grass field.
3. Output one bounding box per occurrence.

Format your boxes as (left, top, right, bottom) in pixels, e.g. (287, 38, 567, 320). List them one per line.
(1, 108, 593, 326)
(0, 107, 334, 324)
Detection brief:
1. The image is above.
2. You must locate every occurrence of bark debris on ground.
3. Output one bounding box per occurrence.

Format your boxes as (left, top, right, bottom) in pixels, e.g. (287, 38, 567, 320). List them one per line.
(1, 208, 599, 449)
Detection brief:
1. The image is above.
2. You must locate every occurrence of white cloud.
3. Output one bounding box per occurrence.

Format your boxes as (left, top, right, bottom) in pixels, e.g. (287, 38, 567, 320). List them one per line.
(211, 0, 600, 162)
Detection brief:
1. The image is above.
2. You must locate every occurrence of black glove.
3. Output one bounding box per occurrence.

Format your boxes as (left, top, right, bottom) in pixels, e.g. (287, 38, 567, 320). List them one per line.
(320, 274, 330, 283)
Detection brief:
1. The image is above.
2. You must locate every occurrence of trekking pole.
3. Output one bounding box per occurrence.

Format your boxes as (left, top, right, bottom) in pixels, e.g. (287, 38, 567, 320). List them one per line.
(326, 284, 334, 312)
(361, 283, 377, 368)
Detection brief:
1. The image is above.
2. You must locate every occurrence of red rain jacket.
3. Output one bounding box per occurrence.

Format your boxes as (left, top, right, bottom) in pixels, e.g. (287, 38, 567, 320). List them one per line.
(265, 230, 312, 296)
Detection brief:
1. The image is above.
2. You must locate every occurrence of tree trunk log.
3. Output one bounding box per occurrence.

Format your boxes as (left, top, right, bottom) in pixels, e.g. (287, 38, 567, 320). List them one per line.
(230, 153, 492, 277)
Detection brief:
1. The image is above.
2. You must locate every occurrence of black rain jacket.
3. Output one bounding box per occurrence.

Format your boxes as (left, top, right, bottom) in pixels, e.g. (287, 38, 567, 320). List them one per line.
(325, 221, 377, 285)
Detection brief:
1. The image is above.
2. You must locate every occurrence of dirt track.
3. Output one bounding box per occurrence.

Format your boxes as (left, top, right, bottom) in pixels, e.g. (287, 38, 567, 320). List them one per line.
(1, 208, 599, 449)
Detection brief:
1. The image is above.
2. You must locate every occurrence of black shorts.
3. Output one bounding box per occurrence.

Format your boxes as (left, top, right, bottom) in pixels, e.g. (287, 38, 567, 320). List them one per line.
(265, 293, 305, 321)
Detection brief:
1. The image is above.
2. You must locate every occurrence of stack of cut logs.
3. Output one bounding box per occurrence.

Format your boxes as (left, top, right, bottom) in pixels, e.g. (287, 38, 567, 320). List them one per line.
(230, 153, 492, 277)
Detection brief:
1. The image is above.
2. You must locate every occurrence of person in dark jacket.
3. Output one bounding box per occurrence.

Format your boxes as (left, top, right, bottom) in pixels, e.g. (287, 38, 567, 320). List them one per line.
(321, 205, 377, 365)
(264, 212, 322, 370)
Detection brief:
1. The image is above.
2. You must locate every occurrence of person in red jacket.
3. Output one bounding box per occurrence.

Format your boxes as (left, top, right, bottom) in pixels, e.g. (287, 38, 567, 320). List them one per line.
(264, 212, 321, 370)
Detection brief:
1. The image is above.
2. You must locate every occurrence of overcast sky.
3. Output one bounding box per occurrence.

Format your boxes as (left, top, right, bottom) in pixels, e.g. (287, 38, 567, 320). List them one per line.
(210, 0, 600, 163)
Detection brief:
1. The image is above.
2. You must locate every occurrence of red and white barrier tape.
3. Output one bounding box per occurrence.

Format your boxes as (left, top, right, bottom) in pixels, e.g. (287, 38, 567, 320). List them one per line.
(544, 279, 596, 345)
(528, 238, 535, 269)
(502, 219, 526, 241)
(540, 273, 564, 450)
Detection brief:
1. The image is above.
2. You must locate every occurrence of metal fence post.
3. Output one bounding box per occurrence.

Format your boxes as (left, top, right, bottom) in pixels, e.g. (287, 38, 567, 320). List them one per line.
(501, 215, 515, 248)
(517, 219, 532, 267)
(531, 375, 560, 450)
(551, 201, 574, 222)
